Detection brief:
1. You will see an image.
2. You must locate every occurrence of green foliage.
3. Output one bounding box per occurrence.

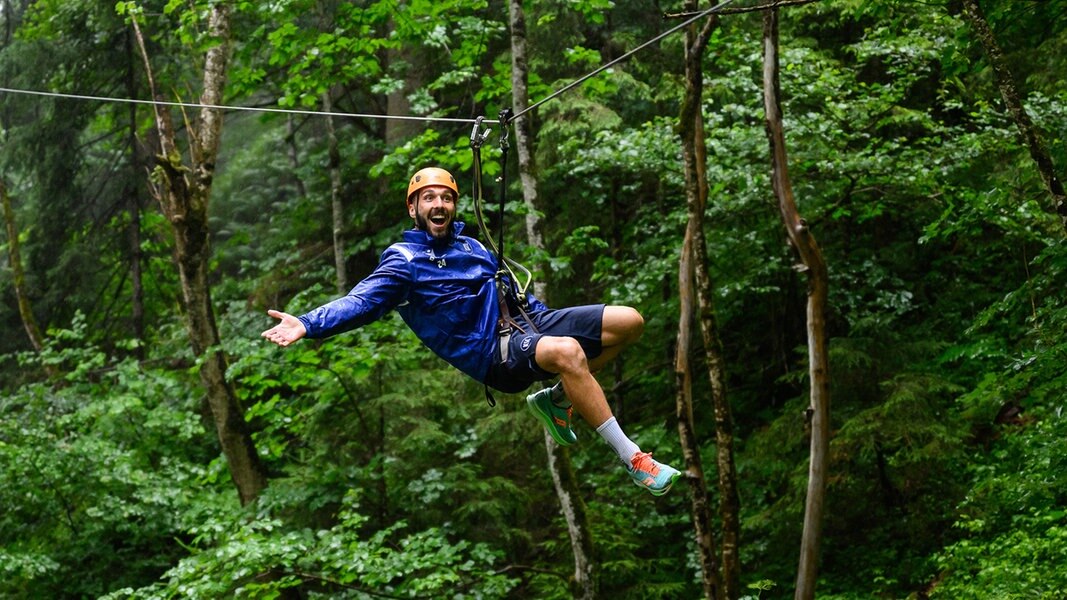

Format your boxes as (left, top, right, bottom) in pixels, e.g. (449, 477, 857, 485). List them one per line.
(927, 240, 1067, 598)
(233, 1, 390, 108)
(103, 491, 517, 599)
(3, 0, 1067, 598)
(931, 412, 1067, 599)
(0, 334, 220, 598)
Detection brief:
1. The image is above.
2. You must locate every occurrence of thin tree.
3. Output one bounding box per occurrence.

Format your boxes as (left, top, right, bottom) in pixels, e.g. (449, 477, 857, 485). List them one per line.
(959, 0, 1067, 233)
(123, 27, 145, 359)
(509, 1, 597, 597)
(675, 223, 722, 600)
(761, 10, 831, 600)
(1, 0, 14, 43)
(676, 1, 741, 597)
(688, 18, 743, 600)
(283, 115, 308, 199)
(384, 22, 422, 149)
(1, 2, 56, 379)
(2, 178, 48, 359)
(323, 88, 348, 293)
(128, 4, 268, 506)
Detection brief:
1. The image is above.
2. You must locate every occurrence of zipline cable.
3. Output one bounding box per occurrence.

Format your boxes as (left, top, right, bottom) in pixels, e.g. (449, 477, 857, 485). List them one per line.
(2, 1, 736, 128)
(509, 0, 737, 124)
(0, 86, 500, 125)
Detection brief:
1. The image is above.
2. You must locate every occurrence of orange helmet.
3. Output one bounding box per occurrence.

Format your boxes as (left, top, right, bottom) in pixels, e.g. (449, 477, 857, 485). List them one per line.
(406, 167, 458, 203)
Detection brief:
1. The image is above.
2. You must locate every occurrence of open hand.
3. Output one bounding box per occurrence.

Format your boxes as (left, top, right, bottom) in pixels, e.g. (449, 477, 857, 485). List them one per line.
(261, 309, 307, 347)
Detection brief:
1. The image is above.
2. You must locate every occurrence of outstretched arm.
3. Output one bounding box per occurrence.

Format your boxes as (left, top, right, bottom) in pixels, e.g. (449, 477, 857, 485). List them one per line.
(261, 309, 307, 347)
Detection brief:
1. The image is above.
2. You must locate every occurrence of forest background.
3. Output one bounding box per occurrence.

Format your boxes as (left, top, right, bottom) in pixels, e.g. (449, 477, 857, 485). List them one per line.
(1, 0, 1065, 598)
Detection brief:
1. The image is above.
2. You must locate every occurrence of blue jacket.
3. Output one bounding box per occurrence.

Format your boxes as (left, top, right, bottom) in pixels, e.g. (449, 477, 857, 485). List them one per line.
(297, 222, 545, 383)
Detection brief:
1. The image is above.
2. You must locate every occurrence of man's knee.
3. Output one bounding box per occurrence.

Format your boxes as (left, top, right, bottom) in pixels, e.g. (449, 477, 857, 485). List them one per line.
(604, 306, 644, 346)
(535, 336, 588, 374)
(623, 306, 644, 337)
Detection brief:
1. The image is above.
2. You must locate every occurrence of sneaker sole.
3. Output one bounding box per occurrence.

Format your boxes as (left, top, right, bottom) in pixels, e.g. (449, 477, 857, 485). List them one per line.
(635, 470, 681, 497)
(525, 395, 577, 446)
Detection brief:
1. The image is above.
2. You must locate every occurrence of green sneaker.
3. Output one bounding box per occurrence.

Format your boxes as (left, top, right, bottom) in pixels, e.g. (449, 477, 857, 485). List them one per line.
(627, 452, 681, 496)
(526, 387, 577, 446)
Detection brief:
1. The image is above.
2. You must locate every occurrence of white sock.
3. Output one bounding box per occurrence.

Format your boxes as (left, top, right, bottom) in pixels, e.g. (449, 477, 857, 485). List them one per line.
(549, 380, 569, 407)
(596, 417, 641, 465)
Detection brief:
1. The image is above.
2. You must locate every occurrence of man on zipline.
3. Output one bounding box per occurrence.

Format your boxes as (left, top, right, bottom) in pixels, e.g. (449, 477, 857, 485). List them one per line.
(262, 167, 680, 496)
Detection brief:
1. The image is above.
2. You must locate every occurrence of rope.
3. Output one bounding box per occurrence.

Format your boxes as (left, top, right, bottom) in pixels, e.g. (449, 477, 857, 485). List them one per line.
(0, 87, 500, 125)
(496, 108, 511, 264)
(469, 113, 532, 296)
(469, 117, 497, 255)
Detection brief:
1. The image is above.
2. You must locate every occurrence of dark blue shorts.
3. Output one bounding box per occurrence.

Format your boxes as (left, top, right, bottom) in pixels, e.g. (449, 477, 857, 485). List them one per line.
(483, 304, 605, 393)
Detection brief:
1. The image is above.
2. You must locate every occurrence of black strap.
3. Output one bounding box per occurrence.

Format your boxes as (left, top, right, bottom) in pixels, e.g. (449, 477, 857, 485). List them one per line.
(496, 108, 511, 264)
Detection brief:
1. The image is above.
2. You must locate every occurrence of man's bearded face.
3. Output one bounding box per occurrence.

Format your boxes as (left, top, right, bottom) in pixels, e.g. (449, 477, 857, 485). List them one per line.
(409, 185, 457, 240)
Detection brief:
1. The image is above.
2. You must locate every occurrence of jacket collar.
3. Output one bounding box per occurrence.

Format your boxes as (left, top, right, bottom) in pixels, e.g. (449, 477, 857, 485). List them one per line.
(402, 221, 466, 246)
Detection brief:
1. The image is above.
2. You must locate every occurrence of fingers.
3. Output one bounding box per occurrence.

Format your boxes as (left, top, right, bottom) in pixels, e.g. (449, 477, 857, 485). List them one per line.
(262, 309, 288, 345)
(267, 337, 290, 347)
(261, 326, 291, 346)
(262, 309, 305, 347)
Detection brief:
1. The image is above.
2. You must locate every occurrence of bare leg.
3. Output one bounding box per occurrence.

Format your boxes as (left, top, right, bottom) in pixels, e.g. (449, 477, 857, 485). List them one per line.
(535, 336, 613, 428)
(533, 331, 674, 488)
(532, 306, 680, 495)
(536, 305, 645, 426)
(587, 306, 644, 373)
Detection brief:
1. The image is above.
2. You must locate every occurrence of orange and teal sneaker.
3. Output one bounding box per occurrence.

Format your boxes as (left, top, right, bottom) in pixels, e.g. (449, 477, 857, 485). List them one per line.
(526, 387, 577, 446)
(627, 452, 681, 496)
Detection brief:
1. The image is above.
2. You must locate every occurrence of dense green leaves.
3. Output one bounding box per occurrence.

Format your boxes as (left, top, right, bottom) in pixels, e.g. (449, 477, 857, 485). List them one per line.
(0, 337, 215, 597)
(102, 497, 518, 599)
(2, 0, 1067, 598)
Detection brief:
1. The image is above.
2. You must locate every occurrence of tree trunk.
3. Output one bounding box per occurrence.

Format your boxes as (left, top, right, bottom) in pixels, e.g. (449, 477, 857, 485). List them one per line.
(959, 0, 1067, 232)
(691, 87, 743, 600)
(675, 223, 722, 600)
(677, 2, 742, 597)
(2, 0, 13, 44)
(124, 28, 145, 359)
(2, 178, 52, 367)
(545, 435, 597, 599)
(608, 173, 627, 419)
(761, 11, 832, 600)
(323, 89, 348, 293)
(132, 5, 268, 507)
(510, 1, 597, 597)
(284, 115, 308, 199)
(510, 18, 542, 253)
(385, 18, 421, 148)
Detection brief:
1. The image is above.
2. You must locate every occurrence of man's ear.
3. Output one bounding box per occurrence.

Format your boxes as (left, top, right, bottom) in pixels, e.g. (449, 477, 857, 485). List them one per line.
(407, 198, 416, 219)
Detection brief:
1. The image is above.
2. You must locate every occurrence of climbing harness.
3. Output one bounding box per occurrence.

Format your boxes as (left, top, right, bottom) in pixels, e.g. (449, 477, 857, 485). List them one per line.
(469, 109, 541, 406)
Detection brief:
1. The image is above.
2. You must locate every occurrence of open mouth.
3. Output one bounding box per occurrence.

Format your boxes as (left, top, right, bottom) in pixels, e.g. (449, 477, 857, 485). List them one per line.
(429, 213, 449, 226)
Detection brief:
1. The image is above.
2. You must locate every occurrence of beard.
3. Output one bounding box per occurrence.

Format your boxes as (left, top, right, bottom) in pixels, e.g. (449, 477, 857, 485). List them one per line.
(415, 209, 453, 240)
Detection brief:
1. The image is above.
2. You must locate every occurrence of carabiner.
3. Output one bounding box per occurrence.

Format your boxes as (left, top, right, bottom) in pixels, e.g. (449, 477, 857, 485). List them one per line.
(497, 109, 511, 152)
(470, 116, 492, 150)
